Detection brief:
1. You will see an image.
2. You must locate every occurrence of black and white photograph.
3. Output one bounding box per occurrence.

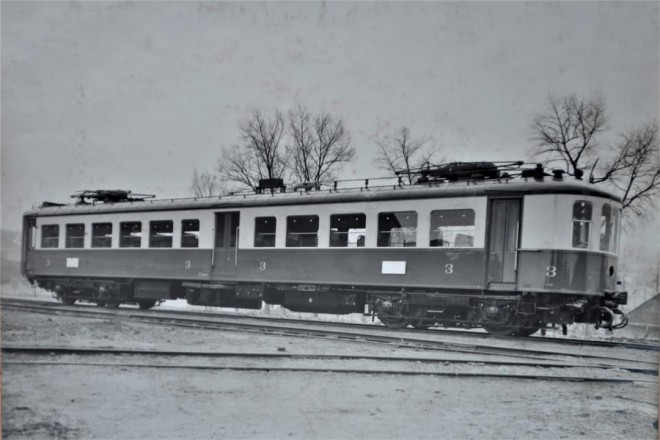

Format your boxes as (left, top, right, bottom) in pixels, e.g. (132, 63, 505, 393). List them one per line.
(1, 1, 658, 438)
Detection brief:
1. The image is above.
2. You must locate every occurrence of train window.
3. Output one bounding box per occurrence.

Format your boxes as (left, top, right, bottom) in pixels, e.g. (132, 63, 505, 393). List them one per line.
(181, 219, 200, 248)
(120, 222, 142, 248)
(430, 209, 475, 247)
(41, 225, 59, 248)
(65, 224, 85, 248)
(572, 201, 592, 249)
(599, 204, 619, 253)
(286, 215, 319, 247)
(92, 223, 113, 248)
(254, 217, 276, 247)
(330, 214, 366, 247)
(613, 208, 621, 253)
(378, 211, 417, 247)
(149, 221, 173, 248)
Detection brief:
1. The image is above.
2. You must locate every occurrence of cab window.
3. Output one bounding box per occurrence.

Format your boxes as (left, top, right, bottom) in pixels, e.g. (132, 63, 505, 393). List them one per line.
(600, 204, 619, 253)
(572, 201, 592, 249)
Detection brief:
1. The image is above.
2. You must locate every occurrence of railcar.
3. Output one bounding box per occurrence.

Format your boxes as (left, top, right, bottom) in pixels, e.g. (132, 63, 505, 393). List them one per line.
(20, 162, 629, 336)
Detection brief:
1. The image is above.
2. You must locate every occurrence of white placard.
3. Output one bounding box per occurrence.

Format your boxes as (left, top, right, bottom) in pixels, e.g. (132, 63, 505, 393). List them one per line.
(381, 261, 406, 275)
(66, 258, 79, 268)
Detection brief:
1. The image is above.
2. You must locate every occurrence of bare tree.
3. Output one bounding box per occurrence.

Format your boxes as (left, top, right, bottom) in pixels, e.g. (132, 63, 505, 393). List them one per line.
(288, 105, 354, 184)
(601, 122, 660, 215)
(532, 93, 659, 216)
(217, 109, 288, 191)
(217, 146, 261, 191)
(375, 126, 435, 184)
(189, 169, 221, 197)
(532, 92, 607, 174)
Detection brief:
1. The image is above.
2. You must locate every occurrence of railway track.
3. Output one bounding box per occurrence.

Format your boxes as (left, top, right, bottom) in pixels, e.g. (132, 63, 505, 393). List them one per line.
(163, 305, 659, 352)
(3, 345, 656, 383)
(3, 296, 656, 352)
(3, 297, 657, 373)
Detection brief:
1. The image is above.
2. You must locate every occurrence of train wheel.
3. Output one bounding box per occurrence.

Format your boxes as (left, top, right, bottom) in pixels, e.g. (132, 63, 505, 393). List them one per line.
(138, 299, 156, 310)
(60, 297, 76, 305)
(410, 306, 430, 330)
(375, 297, 411, 329)
(105, 301, 120, 308)
(515, 325, 541, 337)
(483, 322, 540, 337)
(378, 316, 409, 329)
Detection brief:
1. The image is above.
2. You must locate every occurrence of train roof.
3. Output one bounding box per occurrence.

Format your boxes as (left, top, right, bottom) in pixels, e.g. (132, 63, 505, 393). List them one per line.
(25, 176, 622, 218)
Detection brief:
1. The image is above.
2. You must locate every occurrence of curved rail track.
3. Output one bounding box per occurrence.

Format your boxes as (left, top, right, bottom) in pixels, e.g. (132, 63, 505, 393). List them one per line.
(3, 345, 656, 383)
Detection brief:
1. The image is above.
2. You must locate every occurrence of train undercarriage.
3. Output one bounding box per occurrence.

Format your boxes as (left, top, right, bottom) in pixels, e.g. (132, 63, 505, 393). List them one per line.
(30, 277, 629, 336)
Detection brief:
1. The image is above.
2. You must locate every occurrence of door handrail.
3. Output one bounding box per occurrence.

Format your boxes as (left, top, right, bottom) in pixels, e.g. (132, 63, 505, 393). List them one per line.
(211, 243, 216, 267)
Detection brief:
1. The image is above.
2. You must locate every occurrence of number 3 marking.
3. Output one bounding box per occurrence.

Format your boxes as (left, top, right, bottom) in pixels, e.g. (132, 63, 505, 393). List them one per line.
(445, 263, 453, 274)
(546, 266, 557, 277)
(184, 260, 191, 269)
(259, 261, 267, 271)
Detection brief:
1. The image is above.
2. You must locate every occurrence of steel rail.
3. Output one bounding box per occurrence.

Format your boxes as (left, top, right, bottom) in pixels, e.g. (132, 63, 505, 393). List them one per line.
(3, 345, 656, 375)
(3, 360, 654, 384)
(2, 300, 656, 369)
(3, 297, 656, 352)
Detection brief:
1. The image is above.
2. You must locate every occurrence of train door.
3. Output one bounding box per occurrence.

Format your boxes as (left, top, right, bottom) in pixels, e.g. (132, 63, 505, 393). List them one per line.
(21, 216, 37, 276)
(486, 198, 521, 289)
(212, 212, 240, 278)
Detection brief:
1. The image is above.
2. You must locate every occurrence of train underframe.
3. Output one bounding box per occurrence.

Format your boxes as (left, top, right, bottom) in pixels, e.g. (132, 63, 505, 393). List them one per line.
(30, 277, 629, 336)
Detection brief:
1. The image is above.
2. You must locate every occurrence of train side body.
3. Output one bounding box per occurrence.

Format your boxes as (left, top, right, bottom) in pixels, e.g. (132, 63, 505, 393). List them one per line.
(21, 176, 628, 334)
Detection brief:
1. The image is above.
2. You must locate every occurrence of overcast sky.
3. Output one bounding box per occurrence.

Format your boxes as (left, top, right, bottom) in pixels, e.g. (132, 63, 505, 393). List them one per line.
(2, 1, 659, 232)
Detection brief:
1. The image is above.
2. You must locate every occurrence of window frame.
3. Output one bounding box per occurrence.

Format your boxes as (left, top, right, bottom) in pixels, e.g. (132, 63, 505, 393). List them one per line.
(149, 220, 174, 248)
(377, 211, 418, 247)
(429, 209, 476, 248)
(41, 224, 60, 249)
(254, 216, 277, 248)
(65, 223, 85, 249)
(286, 215, 319, 248)
(91, 222, 113, 248)
(599, 204, 621, 254)
(572, 200, 592, 249)
(181, 219, 200, 248)
(329, 213, 366, 248)
(119, 221, 142, 248)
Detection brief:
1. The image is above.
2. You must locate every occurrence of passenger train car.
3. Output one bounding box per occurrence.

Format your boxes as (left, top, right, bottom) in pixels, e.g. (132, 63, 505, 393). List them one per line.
(20, 162, 629, 336)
